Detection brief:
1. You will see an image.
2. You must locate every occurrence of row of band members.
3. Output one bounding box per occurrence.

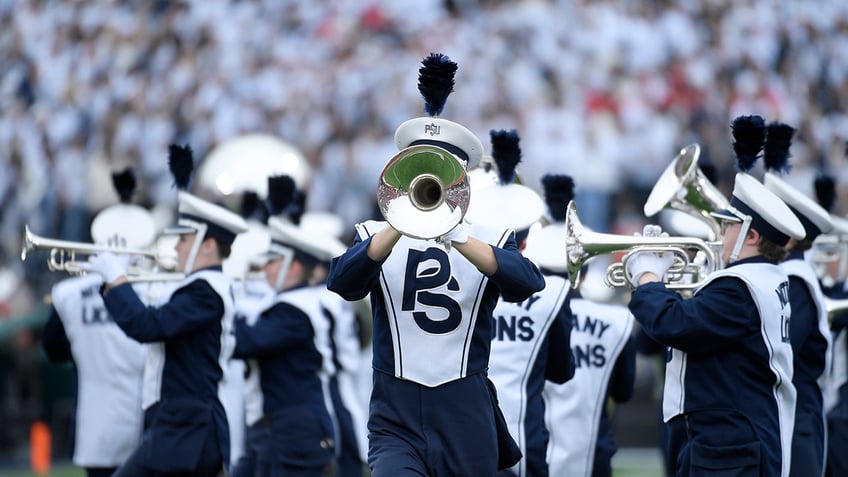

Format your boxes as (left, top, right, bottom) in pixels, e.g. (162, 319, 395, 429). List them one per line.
(37, 54, 848, 477)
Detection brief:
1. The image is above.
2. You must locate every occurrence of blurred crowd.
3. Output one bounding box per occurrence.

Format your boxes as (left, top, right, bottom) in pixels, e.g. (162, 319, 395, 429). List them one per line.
(3, 0, 848, 459)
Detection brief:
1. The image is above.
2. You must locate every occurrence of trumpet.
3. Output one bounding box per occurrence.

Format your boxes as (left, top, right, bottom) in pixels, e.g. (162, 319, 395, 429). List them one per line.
(565, 201, 720, 289)
(376, 144, 470, 240)
(21, 225, 183, 281)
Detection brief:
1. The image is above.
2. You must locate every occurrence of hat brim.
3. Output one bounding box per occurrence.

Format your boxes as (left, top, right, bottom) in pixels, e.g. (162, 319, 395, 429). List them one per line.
(163, 224, 197, 235)
(709, 209, 743, 223)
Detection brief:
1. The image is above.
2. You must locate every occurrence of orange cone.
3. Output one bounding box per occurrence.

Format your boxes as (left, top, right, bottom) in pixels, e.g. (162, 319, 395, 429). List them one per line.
(30, 421, 51, 476)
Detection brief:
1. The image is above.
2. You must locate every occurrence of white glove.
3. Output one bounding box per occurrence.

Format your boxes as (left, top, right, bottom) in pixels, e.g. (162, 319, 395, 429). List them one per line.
(627, 224, 675, 287)
(438, 221, 471, 251)
(83, 252, 130, 284)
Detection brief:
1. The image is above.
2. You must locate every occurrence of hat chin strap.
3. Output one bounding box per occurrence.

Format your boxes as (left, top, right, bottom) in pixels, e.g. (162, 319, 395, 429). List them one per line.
(269, 243, 295, 293)
(180, 220, 208, 274)
(726, 206, 752, 264)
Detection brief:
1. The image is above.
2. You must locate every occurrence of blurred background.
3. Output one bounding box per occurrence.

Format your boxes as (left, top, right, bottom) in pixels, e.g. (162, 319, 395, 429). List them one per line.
(3, 0, 848, 474)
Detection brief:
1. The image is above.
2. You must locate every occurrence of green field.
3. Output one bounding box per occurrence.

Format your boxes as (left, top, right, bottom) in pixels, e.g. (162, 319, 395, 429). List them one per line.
(0, 449, 665, 477)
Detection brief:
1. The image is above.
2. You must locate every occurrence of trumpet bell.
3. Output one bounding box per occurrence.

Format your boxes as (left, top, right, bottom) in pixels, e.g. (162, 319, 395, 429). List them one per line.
(377, 145, 470, 240)
(644, 144, 729, 241)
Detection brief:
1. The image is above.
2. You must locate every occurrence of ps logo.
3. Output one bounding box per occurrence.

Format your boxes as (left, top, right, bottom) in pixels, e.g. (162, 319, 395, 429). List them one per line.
(402, 248, 462, 334)
(424, 123, 440, 136)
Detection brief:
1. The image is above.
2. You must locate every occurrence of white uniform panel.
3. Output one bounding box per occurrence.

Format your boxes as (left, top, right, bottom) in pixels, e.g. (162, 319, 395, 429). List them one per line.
(51, 275, 147, 467)
(543, 299, 634, 477)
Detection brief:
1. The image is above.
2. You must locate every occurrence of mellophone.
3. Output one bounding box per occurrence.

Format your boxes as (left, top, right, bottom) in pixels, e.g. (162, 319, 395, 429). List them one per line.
(565, 143, 725, 290)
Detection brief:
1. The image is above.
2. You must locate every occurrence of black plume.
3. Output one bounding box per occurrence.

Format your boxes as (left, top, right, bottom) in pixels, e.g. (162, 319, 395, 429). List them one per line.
(168, 144, 194, 190)
(111, 168, 136, 203)
(699, 161, 719, 187)
(490, 129, 521, 185)
(763, 122, 795, 174)
(418, 53, 457, 116)
(541, 174, 575, 223)
(730, 115, 766, 172)
(267, 175, 296, 216)
(814, 174, 836, 212)
(288, 190, 306, 225)
(240, 191, 268, 224)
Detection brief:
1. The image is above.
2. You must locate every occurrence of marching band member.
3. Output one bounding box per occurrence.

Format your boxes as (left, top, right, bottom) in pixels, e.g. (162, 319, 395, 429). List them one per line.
(222, 190, 273, 473)
(627, 115, 804, 477)
(302, 210, 370, 477)
(84, 145, 248, 477)
(41, 168, 152, 477)
(524, 174, 636, 477)
(810, 174, 848, 476)
(230, 176, 335, 477)
(465, 131, 573, 477)
(762, 121, 834, 477)
(327, 53, 545, 477)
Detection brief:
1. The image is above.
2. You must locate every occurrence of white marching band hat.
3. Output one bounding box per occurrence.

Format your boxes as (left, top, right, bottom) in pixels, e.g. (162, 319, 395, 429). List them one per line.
(465, 182, 545, 232)
(90, 168, 157, 249)
(710, 173, 805, 245)
(464, 129, 545, 233)
(91, 205, 156, 249)
(763, 172, 834, 240)
(395, 117, 483, 170)
(524, 223, 567, 272)
(164, 190, 249, 247)
(266, 216, 329, 264)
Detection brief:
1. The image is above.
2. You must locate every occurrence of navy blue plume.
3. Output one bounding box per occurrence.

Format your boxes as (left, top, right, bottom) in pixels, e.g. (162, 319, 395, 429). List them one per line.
(763, 122, 795, 174)
(168, 144, 194, 190)
(730, 115, 766, 172)
(541, 174, 575, 223)
(240, 191, 268, 224)
(418, 53, 457, 116)
(490, 129, 522, 185)
(288, 190, 306, 225)
(267, 175, 296, 216)
(699, 161, 719, 187)
(111, 168, 136, 203)
(814, 174, 836, 212)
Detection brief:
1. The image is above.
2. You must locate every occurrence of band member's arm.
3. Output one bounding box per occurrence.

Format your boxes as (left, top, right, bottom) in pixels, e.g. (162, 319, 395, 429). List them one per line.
(232, 303, 313, 358)
(101, 281, 224, 343)
(42, 307, 72, 363)
(609, 338, 637, 403)
(485, 234, 545, 302)
(628, 277, 760, 353)
(545, 303, 574, 383)
(327, 235, 387, 301)
(788, 275, 817, 351)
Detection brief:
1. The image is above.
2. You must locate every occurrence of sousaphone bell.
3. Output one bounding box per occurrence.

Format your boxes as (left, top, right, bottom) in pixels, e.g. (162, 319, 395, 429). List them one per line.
(377, 144, 470, 240)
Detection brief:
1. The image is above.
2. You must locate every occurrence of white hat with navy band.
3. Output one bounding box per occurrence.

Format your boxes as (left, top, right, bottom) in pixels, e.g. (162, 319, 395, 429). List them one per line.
(710, 173, 805, 246)
(763, 172, 834, 241)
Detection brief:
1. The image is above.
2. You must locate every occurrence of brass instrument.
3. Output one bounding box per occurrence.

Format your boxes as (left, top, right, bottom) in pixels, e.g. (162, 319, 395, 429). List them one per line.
(643, 144, 729, 241)
(21, 226, 183, 281)
(377, 144, 470, 240)
(826, 296, 848, 323)
(565, 201, 720, 289)
(197, 134, 311, 196)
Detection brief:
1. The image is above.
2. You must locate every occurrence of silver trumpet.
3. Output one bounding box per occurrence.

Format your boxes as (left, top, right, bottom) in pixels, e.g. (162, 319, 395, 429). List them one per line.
(376, 144, 470, 240)
(21, 225, 184, 282)
(565, 201, 720, 289)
